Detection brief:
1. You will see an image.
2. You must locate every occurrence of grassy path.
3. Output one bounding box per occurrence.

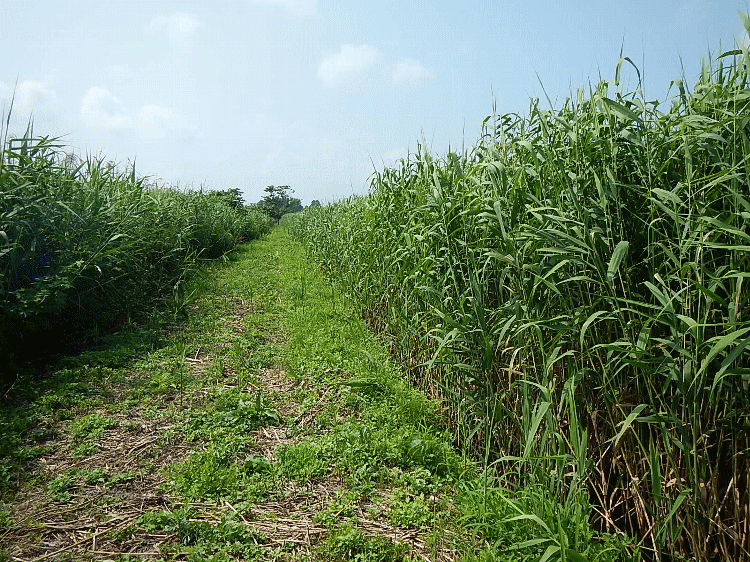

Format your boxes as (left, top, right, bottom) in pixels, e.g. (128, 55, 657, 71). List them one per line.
(1, 228, 476, 561)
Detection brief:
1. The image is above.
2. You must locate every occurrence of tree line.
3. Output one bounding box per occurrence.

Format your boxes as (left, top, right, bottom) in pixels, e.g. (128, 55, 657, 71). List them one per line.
(212, 185, 319, 224)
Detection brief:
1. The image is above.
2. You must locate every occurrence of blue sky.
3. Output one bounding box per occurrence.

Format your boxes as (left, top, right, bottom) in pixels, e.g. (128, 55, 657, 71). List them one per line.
(1, 1, 746, 205)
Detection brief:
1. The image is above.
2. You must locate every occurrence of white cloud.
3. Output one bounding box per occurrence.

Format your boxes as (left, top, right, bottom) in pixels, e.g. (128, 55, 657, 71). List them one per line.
(148, 12, 203, 41)
(0, 82, 9, 106)
(81, 87, 132, 130)
(80, 86, 192, 140)
(0, 79, 58, 119)
(248, 0, 317, 17)
(392, 59, 434, 85)
(318, 44, 381, 84)
(317, 48, 434, 87)
(136, 105, 178, 140)
(318, 44, 382, 85)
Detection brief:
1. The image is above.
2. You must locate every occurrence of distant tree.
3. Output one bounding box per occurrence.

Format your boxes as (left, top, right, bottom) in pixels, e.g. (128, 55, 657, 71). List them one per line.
(258, 185, 302, 223)
(309, 200, 321, 208)
(211, 188, 246, 210)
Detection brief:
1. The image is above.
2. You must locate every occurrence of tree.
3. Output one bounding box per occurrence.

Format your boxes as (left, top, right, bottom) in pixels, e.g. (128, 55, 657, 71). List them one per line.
(309, 200, 321, 208)
(211, 188, 245, 210)
(258, 185, 302, 223)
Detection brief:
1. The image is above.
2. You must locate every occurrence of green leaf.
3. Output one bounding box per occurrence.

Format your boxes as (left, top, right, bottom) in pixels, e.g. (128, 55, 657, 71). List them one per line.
(539, 545, 561, 562)
(601, 97, 641, 122)
(523, 401, 551, 458)
(716, 335, 750, 378)
(651, 187, 682, 205)
(701, 216, 750, 242)
(580, 311, 612, 349)
(502, 513, 552, 534)
(718, 49, 743, 58)
(700, 326, 750, 381)
(606, 240, 629, 282)
(659, 488, 689, 537)
(510, 537, 552, 549)
(611, 404, 648, 450)
(688, 278, 729, 308)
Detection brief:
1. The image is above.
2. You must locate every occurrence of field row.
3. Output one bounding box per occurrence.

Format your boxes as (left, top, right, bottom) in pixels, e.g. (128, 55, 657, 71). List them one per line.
(0, 133, 272, 374)
(289, 34, 750, 561)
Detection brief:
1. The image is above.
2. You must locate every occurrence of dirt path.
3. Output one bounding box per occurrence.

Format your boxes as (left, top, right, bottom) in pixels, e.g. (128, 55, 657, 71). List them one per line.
(1, 229, 466, 561)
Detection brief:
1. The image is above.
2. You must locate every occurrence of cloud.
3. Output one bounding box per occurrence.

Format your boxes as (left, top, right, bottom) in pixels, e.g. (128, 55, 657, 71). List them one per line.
(248, 0, 317, 17)
(0, 79, 58, 119)
(317, 47, 434, 87)
(0, 82, 9, 108)
(148, 12, 203, 41)
(318, 44, 382, 85)
(81, 87, 132, 130)
(392, 59, 434, 85)
(81, 87, 188, 140)
(136, 105, 178, 140)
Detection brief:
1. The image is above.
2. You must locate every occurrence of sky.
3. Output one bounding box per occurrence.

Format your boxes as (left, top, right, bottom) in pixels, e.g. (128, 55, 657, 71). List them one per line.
(1, 1, 747, 206)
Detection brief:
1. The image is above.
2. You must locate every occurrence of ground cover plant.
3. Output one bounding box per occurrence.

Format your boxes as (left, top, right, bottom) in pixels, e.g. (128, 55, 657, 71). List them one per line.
(0, 125, 272, 376)
(289, 19, 750, 562)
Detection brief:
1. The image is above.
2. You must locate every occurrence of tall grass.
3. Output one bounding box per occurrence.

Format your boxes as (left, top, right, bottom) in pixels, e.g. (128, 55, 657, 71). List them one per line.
(290, 20, 750, 562)
(0, 126, 271, 374)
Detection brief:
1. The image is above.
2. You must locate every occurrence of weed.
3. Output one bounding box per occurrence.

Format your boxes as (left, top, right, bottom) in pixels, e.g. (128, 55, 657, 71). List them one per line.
(386, 489, 433, 529)
(137, 507, 202, 545)
(0, 129, 272, 376)
(185, 520, 268, 561)
(106, 470, 138, 486)
(182, 388, 280, 463)
(71, 441, 97, 459)
(47, 473, 76, 502)
(313, 490, 359, 527)
(314, 522, 411, 562)
(136, 509, 268, 560)
(82, 468, 106, 485)
(243, 454, 274, 475)
(277, 440, 328, 483)
(110, 526, 136, 542)
(168, 449, 274, 502)
(187, 388, 280, 441)
(69, 413, 117, 441)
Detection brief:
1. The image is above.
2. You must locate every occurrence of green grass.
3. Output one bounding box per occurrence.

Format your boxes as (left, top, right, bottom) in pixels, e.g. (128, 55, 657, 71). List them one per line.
(289, 16, 750, 562)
